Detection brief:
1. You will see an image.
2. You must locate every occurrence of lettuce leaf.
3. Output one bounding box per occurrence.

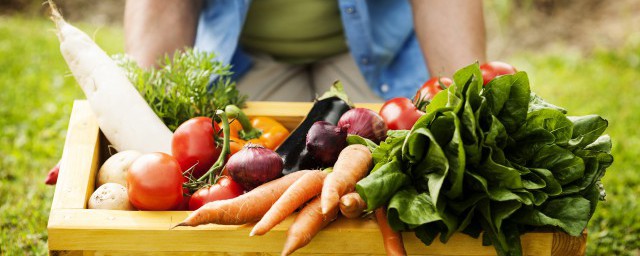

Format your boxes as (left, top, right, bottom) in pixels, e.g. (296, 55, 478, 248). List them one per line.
(355, 63, 614, 256)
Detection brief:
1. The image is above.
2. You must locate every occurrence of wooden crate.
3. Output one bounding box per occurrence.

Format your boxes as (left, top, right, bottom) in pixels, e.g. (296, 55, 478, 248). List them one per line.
(48, 100, 587, 256)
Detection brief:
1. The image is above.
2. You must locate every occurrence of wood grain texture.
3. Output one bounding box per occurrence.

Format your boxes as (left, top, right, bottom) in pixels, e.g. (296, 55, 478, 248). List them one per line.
(551, 231, 587, 256)
(57, 251, 383, 256)
(48, 209, 554, 255)
(48, 101, 585, 255)
(50, 100, 100, 210)
(49, 250, 84, 256)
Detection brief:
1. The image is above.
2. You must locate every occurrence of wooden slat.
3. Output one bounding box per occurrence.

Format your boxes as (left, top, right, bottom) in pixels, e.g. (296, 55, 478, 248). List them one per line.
(48, 209, 553, 255)
(551, 231, 587, 256)
(244, 102, 382, 130)
(49, 250, 84, 256)
(50, 100, 100, 210)
(70, 251, 380, 256)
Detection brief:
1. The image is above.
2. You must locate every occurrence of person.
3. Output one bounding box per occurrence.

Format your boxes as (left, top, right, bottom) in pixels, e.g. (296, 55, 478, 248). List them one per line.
(124, 0, 486, 102)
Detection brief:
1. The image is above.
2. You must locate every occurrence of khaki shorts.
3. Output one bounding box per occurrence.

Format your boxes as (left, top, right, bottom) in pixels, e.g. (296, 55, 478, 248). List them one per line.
(235, 52, 384, 103)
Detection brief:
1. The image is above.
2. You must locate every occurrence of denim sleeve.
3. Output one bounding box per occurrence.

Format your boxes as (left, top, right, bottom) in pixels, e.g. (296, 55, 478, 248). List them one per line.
(339, 0, 429, 100)
(195, 0, 253, 81)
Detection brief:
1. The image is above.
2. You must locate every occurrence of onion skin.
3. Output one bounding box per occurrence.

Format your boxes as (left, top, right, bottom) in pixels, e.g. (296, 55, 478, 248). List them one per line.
(226, 144, 284, 191)
(305, 121, 349, 168)
(338, 108, 388, 143)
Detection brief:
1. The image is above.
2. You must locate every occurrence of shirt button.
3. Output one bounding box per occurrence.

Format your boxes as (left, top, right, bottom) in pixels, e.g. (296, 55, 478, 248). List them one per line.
(345, 7, 355, 14)
(380, 84, 389, 93)
(361, 57, 369, 65)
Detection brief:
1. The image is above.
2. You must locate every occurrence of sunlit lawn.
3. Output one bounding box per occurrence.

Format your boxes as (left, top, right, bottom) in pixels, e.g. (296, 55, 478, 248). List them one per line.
(0, 16, 122, 255)
(510, 42, 640, 255)
(0, 15, 638, 255)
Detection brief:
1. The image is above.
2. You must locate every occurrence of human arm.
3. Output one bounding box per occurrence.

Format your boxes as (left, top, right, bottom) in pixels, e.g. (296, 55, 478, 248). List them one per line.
(410, 0, 487, 77)
(124, 0, 202, 68)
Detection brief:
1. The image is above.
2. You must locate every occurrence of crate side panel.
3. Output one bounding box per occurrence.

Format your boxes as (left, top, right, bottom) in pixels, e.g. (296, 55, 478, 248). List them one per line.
(51, 100, 100, 210)
(48, 209, 554, 255)
(68, 251, 384, 255)
(47, 209, 384, 253)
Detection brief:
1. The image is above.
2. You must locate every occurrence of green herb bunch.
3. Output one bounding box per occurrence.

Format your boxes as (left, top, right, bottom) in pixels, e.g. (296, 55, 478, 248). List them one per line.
(114, 49, 247, 131)
(351, 63, 613, 256)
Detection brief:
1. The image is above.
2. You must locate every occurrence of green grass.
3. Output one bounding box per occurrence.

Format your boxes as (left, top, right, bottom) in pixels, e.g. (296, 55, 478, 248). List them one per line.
(0, 15, 123, 255)
(1, 15, 639, 256)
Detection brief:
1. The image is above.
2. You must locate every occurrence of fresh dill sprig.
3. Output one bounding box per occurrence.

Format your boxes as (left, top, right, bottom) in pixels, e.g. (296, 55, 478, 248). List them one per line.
(114, 49, 247, 131)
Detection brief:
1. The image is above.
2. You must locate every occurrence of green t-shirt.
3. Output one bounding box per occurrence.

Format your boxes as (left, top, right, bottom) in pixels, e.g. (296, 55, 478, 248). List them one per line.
(240, 0, 348, 64)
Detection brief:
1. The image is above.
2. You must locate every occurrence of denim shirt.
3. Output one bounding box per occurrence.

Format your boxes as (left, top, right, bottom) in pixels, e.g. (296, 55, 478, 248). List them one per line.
(194, 0, 430, 100)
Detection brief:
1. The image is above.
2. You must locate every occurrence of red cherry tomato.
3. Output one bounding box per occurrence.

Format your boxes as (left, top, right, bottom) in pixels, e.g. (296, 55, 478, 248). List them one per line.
(480, 61, 517, 86)
(172, 117, 222, 179)
(379, 97, 425, 130)
(127, 152, 184, 211)
(188, 176, 244, 210)
(414, 76, 453, 102)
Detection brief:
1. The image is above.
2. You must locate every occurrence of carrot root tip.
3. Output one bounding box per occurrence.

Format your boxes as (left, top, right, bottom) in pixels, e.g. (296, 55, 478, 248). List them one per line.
(281, 247, 293, 256)
(172, 222, 188, 229)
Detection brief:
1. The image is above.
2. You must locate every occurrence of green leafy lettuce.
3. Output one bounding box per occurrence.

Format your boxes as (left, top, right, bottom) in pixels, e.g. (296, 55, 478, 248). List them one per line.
(354, 63, 613, 256)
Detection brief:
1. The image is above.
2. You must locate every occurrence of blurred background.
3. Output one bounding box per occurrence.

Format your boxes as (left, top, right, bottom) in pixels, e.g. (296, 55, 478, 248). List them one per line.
(1, 0, 638, 255)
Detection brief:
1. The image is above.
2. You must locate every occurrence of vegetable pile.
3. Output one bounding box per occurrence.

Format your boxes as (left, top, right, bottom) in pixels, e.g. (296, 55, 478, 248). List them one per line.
(354, 63, 613, 255)
(176, 144, 376, 255)
(277, 82, 353, 173)
(48, 3, 614, 254)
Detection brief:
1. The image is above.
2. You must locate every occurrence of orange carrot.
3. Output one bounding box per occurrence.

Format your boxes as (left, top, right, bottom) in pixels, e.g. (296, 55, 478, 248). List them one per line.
(281, 196, 339, 256)
(321, 144, 372, 214)
(175, 170, 309, 227)
(339, 192, 367, 219)
(251, 170, 327, 236)
(375, 207, 406, 256)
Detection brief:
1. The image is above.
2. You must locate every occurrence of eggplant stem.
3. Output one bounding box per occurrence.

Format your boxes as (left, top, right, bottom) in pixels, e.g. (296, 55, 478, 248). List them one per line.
(318, 81, 354, 107)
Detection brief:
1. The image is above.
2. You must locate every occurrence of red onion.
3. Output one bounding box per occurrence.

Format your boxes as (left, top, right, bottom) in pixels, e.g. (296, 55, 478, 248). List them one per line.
(226, 143, 284, 191)
(305, 121, 349, 167)
(338, 108, 388, 143)
(44, 162, 60, 185)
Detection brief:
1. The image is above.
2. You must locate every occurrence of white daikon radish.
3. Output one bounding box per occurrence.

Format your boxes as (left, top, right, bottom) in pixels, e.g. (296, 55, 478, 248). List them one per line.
(48, 0, 172, 154)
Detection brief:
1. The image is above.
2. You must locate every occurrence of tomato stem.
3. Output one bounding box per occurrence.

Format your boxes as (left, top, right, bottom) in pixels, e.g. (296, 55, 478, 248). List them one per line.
(413, 92, 430, 112)
(438, 78, 448, 90)
(197, 109, 231, 184)
(225, 105, 262, 140)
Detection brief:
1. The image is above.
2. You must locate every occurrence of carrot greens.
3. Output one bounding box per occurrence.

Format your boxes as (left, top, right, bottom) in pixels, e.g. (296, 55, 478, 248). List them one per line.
(115, 49, 247, 131)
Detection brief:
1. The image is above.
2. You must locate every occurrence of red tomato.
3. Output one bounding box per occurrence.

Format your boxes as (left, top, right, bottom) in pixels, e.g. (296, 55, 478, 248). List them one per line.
(172, 117, 222, 179)
(188, 176, 244, 210)
(480, 61, 517, 86)
(176, 187, 191, 210)
(414, 76, 453, 102)
(127, 152, 184, 211)
(379, 97, 425, 130)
